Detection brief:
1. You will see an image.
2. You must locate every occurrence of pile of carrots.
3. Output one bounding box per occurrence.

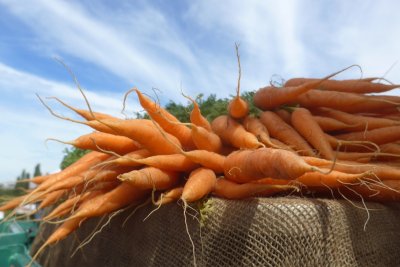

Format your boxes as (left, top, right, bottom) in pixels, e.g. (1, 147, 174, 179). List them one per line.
(2, 63, 400, 265)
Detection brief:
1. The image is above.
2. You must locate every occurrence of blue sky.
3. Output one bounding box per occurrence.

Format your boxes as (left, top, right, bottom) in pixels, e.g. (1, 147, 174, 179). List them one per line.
(1, 0, 400, 184)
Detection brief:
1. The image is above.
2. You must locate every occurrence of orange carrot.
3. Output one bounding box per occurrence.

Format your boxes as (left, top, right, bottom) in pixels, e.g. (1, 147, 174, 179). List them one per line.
(213, 178, 292, 199)
(189, 124, 222, 153)
(38, 97, 183, 155)
(242, 115, 279, 148)
(97, 149, 151, 167)
(182, 93, 212, 131)
(118, 167, 179, 190)
(284, 77, 378, 87)
(254, 67, 353, 110)
(155, 187, 184, 206)
(49, 132, 141, 155)
(224, 148, 320, 183)
(49, 96, 116, 121)
(296, 169, 368, 188)
(115, 154, 198, 172)
(43, 190, 105, 221)
(259, 111, 315, 156)
(83, 118, 182, 155)
(37, 190, 66, 210)
(285, 77, 399, 94)
(315, 107, 400, 131)
(181, 168, 217, 203)
(291, 107, 334, 160)
(182, 150, 226, 173)
(131, 88, 194, 149)
(335, 126, 400, 145)
(227, 44, 249, 119)
(67, 182, 148, 221)
(0, 195, 28, 211)
(211, 115, 264, 149)
(274, 109, 292, 124)
(295, 90, 400, 113)
(312, 115, 357, 132)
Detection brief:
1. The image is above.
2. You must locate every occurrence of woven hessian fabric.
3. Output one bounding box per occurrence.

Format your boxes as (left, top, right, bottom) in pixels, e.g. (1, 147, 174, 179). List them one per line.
(31, 197, 400, 267)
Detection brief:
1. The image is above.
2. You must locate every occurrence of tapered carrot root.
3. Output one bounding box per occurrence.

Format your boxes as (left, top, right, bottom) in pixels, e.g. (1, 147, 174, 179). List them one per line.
(335, 126, 400, 145)
(285, 77, 398, 94)
(155, 187, 184, 206)
(284, 77, 378, 88)
(291, 107, 335, 160)
(181, 168, 217, 203)
(213, 178, 294, 199)
(211, 115, 264, 149)
(259, 111, 316, 156)
(295, 90, 400, 113)
(224, 148, 321, 183)
(118, 167, 180, 190)
(182, 93, 212, 131)
(227, 43, 249, 119)
(111, 154, 198, 172)
(47, 132, 141, 155)
(242, 115, 280, 148)
(130, 88, 195, 150)
(254, 65, 356, 110)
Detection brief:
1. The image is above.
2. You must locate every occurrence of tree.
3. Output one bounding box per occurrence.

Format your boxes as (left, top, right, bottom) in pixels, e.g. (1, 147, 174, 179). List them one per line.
(33, 163, 42, 177)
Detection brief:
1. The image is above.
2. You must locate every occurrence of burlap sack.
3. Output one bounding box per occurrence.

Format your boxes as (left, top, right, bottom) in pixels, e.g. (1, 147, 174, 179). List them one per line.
(31, 197, 400, 267)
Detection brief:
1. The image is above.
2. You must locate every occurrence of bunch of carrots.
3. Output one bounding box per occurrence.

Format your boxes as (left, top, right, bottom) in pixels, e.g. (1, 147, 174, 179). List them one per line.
(2, 59, 400, 266)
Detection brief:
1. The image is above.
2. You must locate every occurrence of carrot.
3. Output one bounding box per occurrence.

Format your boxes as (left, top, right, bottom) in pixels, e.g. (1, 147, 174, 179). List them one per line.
(284, 77, 378, 87)
(48, 96, 116, 121)
(380, 143, 400, 154)
(227, 43, 249, 119)
(48, 132, 141, 155)
(259, 111, 315, 156)
(181, 168, 217, 203)
(118, 167, 179, 190)
(211, 115, 264, 149)
(43, 190, 105, 221)
(291, 107, 335, 160)
(303, 157, 400, 181)
(242, 115, 279, 148)
(130, 88, 195, 149)
(213, 178, 292, 199)
(113, 154, 198, 172)
(312, 115, 357, 132)
(67, 182, 148, 221)
(285, 77, 399, 94)
(82, 118, 182, 155)
(224, 148, 321, 183)
(274, 109, 292, 124)
(182, 150, 226, 173)
(32, 152, 111, 195)
(98, 149, 152, 167)
(38, 96, 183, 155)
(348, 180, 400, 202)
(189, 124, 222, 153)
(253, 66, 354, 110)
(155, 187, 184, 206)
(37, 190, 66, 210)
(182, 93, 212, 131)
(296, 169, 368, 188)
(0, 195, 28, 211)
(315, 107, 400, 131)
(335, 126, 400, 145)
(294, 90, 400, 113)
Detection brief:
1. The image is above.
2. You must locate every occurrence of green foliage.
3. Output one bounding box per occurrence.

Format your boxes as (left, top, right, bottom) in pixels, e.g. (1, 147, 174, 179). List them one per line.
(60, 147, 90, 170)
